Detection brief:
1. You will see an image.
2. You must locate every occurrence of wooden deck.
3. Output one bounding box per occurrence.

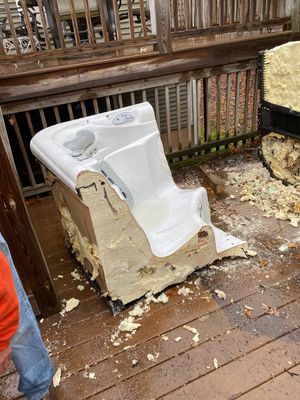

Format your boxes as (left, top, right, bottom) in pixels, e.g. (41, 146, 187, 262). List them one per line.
(0, 149, 299, 400)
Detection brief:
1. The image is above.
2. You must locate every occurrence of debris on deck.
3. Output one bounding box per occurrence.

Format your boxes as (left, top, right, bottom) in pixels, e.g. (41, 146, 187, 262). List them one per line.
(214, 289, 227, 300)
(225, 161, 300, 227)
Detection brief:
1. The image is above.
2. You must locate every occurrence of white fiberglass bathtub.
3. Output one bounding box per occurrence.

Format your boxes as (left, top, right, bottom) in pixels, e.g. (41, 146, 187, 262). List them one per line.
(31, 102, 244, 258)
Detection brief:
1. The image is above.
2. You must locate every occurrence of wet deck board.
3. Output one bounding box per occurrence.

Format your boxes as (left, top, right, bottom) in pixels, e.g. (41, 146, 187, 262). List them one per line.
(0, 152, 299, 400)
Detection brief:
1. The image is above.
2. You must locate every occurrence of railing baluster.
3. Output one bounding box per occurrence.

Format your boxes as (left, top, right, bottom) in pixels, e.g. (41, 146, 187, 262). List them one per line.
(292, 0, 300, 31)
(83, 0, 96, 45)
(139, 0, 148, 37)
(229, 0, 235, 24)
(203, 77, 211, 143)
(196, 79, 202, 145)
(187, 80, 193, 148)
(96, 0, 109, 42)
(36, 0, 52, 50)
(243, 69, 251, 135)
(53, 106, 61, 122)
(260, 0, 266, 21)
(130, 92, 136, 104)
(192, 80, 198, 145)
(80, 101, 87, 117)
(67, 103, 74, 120)
(11, 114, 36, 186)
(126, 0, 135, 39)
(251, 69, 258, 133)
(202, 0, 212, 28)
(216, 75, 221, 144)
(19, 0, 37, 52)
(249, 0, 257, 22)
(93, 98, 100, 113)
(225, 72, 232, 138)
(234, 71, 241, 136)
(25, 111, 47, 180)
(142, 89, 147, 102)
(154, 87, 161, 131)
(172, 0, 179, 31)
(184, 0, 191, 30)
(165, 85, 172, 153)
(68, 0, 81, 47)
(38, 109, 47, 128)
(0, 40, 5, 56)
(176, 83, 182, 150)
(51, 0, 66, 48)
(3, 0, 21, 54)
(219, 0, 225, 25)
(266, 0, 272, 19)
(240, 0, 245, 23)
(113, 0, 122, 40)
(118, 94, 123, 107)
(105, 96, 112, 111)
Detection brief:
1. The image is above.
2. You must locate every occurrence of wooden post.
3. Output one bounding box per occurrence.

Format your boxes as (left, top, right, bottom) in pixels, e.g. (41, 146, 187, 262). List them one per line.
(202, 0, 212, 28)
(0, 108, 60, 317)
(155, 0, 172, 54)
(292, 0, 300, 31)
(43, 0, 64, 48)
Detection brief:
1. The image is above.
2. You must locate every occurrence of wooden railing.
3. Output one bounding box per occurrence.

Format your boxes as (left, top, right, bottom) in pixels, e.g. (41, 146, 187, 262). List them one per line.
(0, 0, 154, 55)
(0, 0, 295, 58)
(2, 60, 258, 196)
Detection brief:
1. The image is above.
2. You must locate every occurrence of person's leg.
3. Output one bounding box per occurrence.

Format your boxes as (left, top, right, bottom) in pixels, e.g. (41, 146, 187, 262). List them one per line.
(0, 233, 55, 400)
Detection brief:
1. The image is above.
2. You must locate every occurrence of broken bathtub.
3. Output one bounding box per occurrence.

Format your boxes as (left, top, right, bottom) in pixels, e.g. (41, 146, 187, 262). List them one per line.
(30, 102, 246, 310)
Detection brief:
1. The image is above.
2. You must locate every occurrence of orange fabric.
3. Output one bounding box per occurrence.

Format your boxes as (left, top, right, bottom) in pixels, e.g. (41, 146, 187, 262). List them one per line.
(0, 251, 19, 350)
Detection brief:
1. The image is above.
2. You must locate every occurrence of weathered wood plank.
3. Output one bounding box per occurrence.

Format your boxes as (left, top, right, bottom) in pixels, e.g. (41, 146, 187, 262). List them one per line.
(238, 365, 300, 400)
(161, 328, 300, 400)
(91, 305, 300, 399)
(1, 60, 256, 114)
(53, 277, 300, 399)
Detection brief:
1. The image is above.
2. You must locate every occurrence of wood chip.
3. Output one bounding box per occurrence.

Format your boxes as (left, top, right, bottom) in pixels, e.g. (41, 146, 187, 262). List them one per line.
(183, 325, 198, 334)
(213, 358, 219, 369)
(246, 249, 257, 257)
(65, 298, 80, 312)
(52, 367, 62, 388)
(259, 259, 268, 267)
(192, 332, 200, 343)
(244, 307, 254, 320)
(261, 303, 280, 316)
(174, 336, 182, 342)
(215, 289, 227, 300)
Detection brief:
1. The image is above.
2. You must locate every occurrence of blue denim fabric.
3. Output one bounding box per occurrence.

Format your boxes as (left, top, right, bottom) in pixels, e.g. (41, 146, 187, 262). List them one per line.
(0, 233, 55, 400)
